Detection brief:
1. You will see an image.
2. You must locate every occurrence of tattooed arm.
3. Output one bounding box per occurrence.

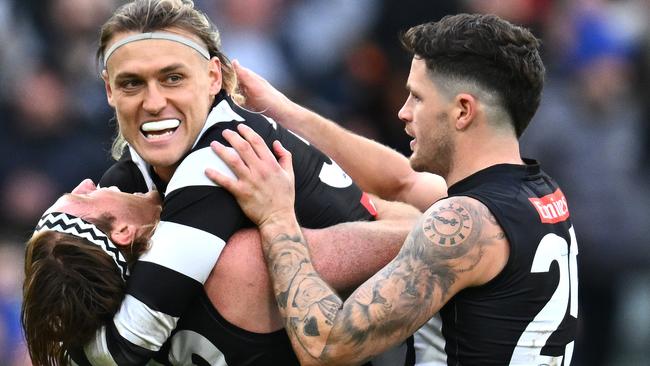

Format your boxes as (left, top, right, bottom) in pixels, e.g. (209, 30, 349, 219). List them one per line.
(257, 196, 509, 365)
(205, 124, 509, 365)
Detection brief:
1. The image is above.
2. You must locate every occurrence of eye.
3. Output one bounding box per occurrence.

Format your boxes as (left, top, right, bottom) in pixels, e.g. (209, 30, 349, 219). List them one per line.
(164, 74, 183, 85)
(119, 79, 143, 91)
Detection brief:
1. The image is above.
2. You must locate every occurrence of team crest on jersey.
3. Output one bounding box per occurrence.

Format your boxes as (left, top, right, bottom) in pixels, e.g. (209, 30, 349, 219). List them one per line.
(318, 159, 353, 188)
(529, 189, 570, 224)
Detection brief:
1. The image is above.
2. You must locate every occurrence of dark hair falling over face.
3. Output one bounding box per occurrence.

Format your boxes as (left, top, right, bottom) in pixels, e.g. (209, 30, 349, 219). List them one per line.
(21, 212, 149, 365)
(22, 231, 126, 365)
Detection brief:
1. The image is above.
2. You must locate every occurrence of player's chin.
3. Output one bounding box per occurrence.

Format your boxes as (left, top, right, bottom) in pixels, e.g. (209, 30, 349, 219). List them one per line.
(408, 153, 421, 170)
(141, 148, 183, 169)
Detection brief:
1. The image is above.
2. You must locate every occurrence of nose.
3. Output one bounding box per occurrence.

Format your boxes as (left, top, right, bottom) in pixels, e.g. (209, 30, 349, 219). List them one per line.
(142, 82, 167, 115)
(398, 101, 412, 123)
(145, 190, 163, 206)
(71, 179, 97, 194)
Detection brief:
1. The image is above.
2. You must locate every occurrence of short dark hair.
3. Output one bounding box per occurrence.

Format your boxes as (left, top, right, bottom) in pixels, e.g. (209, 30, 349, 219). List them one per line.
(400, 13, 545, 137)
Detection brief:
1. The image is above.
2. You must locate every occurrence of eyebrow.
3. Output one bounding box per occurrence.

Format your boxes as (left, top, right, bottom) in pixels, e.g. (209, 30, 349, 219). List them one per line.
(62, 193, 85, 203)
(113, 63, 188, 81)
(159, 63, 187, 74)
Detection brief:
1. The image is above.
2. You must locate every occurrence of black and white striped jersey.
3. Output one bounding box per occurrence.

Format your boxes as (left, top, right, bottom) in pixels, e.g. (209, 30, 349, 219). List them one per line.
(413, 160, 578, 365)
(71, 91, 378, 365)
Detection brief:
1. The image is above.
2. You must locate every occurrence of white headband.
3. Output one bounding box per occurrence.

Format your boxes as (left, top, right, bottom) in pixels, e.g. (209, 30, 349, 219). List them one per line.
(35, 212, 130, 281)
(103, 32, 211, 67)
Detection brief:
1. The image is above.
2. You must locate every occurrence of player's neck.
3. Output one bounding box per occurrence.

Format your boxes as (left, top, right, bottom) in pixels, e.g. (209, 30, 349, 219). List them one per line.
(447, 136, 522, 186)
(153, 165, 177, 183)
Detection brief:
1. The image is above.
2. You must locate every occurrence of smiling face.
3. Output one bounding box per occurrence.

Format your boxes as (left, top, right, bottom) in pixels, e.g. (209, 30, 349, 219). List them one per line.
(102, 29, 223, 181)
(46, 179, 162, 241)
(398, 57, 456, 178)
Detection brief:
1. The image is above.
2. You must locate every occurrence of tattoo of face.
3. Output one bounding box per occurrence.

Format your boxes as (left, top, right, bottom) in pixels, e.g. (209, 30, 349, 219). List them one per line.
(422, 201, 473, 247)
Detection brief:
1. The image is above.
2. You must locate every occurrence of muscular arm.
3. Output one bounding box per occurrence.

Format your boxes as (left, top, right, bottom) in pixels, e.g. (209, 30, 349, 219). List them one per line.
(205, 125, 507, 364)
(220, 197, 420, 297)
(234, 61, 446, 211)
(258, 196, 509, 365)
(204, 197, 419, 334)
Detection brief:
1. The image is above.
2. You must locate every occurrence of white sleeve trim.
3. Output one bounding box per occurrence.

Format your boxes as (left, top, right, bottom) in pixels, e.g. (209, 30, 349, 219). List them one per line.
(141, 221, 226, 284)
(113, 294, 180, 351)
(165, 147, 236, 196)
(83, 326, 119, 365)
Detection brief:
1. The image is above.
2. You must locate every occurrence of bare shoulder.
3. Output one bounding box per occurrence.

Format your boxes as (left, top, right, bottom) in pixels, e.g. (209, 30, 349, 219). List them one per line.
(411, 195, 510, 290)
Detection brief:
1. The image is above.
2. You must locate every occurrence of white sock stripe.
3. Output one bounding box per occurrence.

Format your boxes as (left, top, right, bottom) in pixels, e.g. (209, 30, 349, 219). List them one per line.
(35, 212, 130, 281)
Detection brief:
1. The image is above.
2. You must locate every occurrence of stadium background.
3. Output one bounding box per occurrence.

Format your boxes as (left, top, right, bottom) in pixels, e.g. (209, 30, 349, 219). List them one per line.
(0, 0, 649, 364)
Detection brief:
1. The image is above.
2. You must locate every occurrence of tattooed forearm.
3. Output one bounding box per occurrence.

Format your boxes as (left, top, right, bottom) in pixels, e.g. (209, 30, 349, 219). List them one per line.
(263, 231, 343, 358)
(259, 196, 506, 364)
(267, 234, 309, 299)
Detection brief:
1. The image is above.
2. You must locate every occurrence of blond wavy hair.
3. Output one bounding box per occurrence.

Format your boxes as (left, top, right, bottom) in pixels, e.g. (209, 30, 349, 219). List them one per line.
(96, 0, 243, 159)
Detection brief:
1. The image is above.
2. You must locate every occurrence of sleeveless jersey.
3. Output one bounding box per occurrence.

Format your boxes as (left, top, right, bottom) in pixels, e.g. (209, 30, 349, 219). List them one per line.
(72, 92, 408, 365)
(414, 160, 578, 365)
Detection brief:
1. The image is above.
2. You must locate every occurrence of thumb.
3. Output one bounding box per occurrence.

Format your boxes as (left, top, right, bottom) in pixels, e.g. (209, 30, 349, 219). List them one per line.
(233, 59, 252, 83)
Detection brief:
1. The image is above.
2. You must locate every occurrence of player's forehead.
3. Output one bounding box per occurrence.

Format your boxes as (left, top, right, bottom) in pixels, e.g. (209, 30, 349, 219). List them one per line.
(106, 27, 207, 58)
(45, 188, 124, 218)
(406, 57, 450, 99)
(43, 193, 92, 218)
(105, 29, 208, 77)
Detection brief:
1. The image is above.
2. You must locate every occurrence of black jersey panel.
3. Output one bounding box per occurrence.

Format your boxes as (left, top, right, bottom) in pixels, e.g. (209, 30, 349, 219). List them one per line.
(154, 291, 300, 366)
(429, 160, 578, 365)
(162, 185, 252, 240)
(99, 153, 149, 194)
(106, 320, 157, 365)
(127, 261, 204, 316)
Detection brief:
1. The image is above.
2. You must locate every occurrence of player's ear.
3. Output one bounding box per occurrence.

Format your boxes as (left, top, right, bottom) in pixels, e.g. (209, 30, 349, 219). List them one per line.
(454, 93, 477, 131)
(208, 56, 223, 96)
(109, 222, 137, 247)
(102, 69, 116, 108)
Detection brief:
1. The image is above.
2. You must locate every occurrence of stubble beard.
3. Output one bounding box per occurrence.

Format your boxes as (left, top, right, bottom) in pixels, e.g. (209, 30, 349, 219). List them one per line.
(409, 113, 454, 179)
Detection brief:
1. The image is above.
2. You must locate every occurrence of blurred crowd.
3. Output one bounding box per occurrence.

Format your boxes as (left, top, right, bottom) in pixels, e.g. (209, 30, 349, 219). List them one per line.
(1, 0, 649, 364)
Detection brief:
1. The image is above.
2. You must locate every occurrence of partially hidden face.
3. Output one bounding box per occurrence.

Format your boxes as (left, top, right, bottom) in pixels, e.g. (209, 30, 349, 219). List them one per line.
(102, 28, 223, 181)
(398, 57, 455, 178)
(45, 179, 162, 240)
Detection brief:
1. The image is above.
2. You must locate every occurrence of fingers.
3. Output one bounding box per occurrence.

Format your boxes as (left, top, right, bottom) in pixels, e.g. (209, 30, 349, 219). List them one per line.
(232, 59, 249, 83)
(206, 124, 297, 227)
(232, 59, 247, 92)
(236, 124, 277, 162)
(233, 59, 262, 86)
(212, 125, 283, 180)
(233, 59, 259, 99)
(272, 140, 294, 177)
(207, 140, 248, 188)
(211, 124, 293, 184)
(205, 163, 236, 191)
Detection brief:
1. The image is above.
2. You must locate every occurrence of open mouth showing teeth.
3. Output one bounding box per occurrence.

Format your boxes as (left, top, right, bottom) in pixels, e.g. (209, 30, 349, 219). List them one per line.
(141, 119, 181, 139)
